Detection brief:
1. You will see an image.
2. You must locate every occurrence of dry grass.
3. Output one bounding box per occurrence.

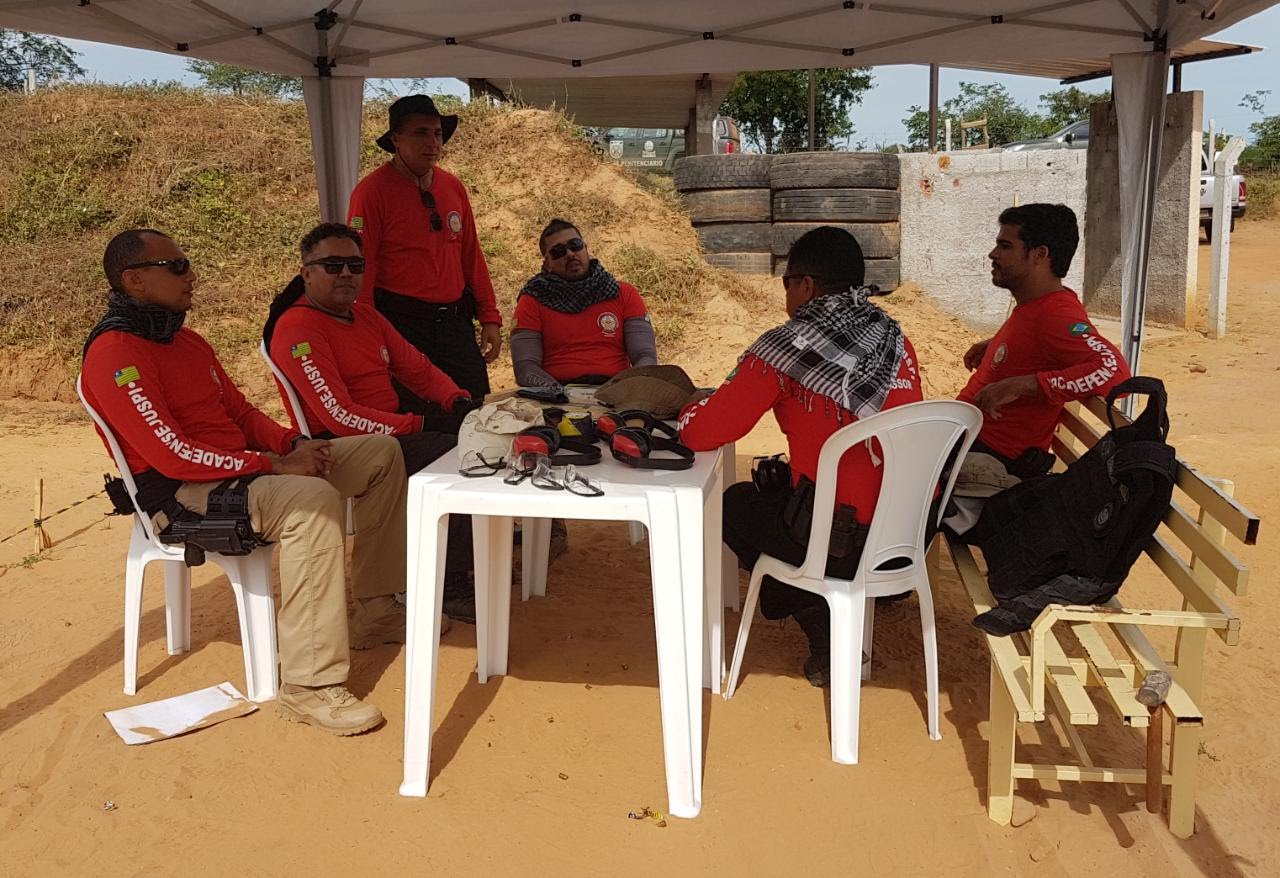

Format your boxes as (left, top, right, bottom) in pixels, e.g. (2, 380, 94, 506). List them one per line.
(0, 85, 724, 388)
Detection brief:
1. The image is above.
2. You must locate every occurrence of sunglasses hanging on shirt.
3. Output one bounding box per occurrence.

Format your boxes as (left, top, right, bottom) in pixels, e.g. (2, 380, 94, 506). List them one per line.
(419, 190, 443, 232)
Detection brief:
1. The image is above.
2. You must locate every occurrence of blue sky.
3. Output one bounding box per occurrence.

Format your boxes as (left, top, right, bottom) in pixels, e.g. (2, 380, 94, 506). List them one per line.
(59, 5, 1279, 146)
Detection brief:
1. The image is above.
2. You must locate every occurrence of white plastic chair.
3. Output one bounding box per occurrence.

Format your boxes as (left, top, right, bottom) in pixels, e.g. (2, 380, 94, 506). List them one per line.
(725, 400, 982, 764)
(76, 375, 279, 702)
(259, 340, 355, 536)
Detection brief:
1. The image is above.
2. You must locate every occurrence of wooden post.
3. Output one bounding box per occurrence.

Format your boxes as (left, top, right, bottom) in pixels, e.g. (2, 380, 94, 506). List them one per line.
(944, 118, 952, 153)
(987, 665, 1017, 824)
(33, 477, 51, 552)
(1137, 670, 1172, 814)
(693, 73, 715, 157)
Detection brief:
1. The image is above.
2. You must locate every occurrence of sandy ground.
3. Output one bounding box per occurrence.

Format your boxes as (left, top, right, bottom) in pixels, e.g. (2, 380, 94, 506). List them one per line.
(0, 219, 1277, 876)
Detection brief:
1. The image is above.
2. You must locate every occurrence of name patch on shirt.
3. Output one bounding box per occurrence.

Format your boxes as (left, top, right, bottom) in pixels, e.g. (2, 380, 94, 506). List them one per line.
(291, 341, 312, 359)
(114, 365, 140, 387)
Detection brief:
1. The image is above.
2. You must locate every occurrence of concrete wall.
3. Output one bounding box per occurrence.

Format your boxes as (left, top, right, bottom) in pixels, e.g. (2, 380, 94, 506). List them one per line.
(898, 149, 1087, 331)
(1083, 92, 1202, 328)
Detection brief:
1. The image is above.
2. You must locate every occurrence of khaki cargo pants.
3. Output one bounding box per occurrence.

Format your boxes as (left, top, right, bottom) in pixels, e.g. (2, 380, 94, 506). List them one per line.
(175, 434, 406, 687)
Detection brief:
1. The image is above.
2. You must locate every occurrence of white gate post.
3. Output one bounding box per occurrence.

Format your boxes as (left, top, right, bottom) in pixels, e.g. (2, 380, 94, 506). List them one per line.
(1208, 136, 1246, 339)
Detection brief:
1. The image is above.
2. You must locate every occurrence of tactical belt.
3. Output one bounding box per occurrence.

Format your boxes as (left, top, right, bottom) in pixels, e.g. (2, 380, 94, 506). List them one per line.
(374, 286, 476, 323)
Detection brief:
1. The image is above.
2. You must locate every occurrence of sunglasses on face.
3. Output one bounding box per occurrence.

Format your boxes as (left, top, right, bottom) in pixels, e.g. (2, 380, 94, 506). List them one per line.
(125, 258, 191, 276)
(304, 257, 366, 275)
(546, 238, 585, 260)
(419, 190, 443, 232)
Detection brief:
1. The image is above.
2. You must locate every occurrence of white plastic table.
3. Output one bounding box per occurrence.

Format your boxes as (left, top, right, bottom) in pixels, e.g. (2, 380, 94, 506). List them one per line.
(399, 443, 733, 819)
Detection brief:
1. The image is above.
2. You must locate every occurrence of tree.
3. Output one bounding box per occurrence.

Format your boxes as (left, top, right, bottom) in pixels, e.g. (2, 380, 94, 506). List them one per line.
(187, 60, 300, 98)
(903, 81, 1052, 150)
(720, 68, 874, 154)
(1038, 86, 1111, 131)
(1238, 90, 1280, 171)
(0, 29, 84, 91)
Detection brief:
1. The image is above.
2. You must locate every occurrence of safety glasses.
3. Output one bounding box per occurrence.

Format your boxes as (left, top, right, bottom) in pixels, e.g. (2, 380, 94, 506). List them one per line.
(502, 453, 603, 496)
(304, 257, 366, 275)
(419, 190, 443, 232)
(458, 448, 507, 477)
(125, 258, 191, 276)
(546, 237, 585, 260)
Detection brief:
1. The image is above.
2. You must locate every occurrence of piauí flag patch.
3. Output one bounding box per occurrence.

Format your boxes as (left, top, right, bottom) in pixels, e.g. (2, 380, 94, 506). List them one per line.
(291, 341, 312, 359)
(350, 216, 364, 230)
(114, 365, 140, 387)
(1069, 322, 1091, 337)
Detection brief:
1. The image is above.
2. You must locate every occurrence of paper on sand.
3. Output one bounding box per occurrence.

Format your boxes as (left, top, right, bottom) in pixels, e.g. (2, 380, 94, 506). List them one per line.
(105, 682, 257, 745)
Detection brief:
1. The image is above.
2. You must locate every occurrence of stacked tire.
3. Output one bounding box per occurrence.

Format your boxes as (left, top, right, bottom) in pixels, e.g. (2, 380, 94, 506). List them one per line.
(769, 153, 901, 290)
(674, 155, 773, 274)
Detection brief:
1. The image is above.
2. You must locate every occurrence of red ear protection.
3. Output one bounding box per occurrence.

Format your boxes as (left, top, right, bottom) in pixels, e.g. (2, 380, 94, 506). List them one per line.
(609, 426, 695, 470)
(596, 409, 680, 441)
(512, 425, 560, 457)
(513, 425, 602, 467)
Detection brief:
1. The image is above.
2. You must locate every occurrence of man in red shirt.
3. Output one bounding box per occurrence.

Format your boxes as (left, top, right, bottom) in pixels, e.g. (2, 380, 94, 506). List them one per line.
(679, 227, 923, 687)
(511, 218, 657, 392)
(83, 229, 409, 736)
(265, 222, 479, 623)
(347, 95, 501, 399)
(950, 204, 1130, 532)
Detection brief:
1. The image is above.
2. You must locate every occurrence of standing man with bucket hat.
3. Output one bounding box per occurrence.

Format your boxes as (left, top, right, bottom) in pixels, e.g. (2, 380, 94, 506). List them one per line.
(347, 95, 502, 400)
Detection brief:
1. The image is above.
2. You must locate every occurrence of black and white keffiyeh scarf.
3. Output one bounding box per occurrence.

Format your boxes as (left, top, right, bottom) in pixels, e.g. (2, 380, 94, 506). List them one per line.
(83, 290, 186, 357)
(747, 286, 905, 418)
(520, 259, 620, 314)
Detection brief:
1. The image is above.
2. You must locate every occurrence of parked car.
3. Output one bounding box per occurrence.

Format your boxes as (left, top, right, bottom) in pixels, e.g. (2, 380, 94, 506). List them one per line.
(1002, 119, 1090, 151)
(1199, 150, 1246, 241)
(594, 116, 740, 171)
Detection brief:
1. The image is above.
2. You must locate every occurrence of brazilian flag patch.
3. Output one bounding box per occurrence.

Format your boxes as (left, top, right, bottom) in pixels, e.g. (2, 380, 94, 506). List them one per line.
(291, 341, 312, 359)
(1069, 322, 1091, 337)
(114, 365, 140, 387)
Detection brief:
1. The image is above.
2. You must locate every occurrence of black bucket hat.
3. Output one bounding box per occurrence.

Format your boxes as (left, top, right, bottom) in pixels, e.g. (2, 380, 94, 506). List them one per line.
(376, 94, 459, 154)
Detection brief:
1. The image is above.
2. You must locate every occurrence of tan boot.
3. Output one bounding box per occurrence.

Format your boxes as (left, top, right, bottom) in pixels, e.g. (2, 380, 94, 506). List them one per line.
(350, 594, 451, 649)
(277, 684, 384, 736)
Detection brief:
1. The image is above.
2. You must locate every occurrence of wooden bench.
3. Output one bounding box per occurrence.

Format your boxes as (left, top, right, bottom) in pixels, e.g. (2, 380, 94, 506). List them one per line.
(942, 395, 1261, 838)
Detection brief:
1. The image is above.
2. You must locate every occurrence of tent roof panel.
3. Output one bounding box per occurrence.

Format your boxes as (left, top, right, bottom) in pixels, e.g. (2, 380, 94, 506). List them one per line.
(0, 1, 1274, 79)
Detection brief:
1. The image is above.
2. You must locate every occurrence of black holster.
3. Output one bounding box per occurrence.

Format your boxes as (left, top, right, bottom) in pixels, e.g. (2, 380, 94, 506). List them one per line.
(158, 476, 269, 567)
(780, 476, 867, 560)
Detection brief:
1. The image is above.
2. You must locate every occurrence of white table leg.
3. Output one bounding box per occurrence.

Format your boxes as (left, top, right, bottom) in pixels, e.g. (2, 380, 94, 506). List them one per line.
(647, 488, 703, 819)
(703, 474, 724, 695)
(473, 515, 513, 683)
(521, 517, 552, 600)
(400, 482, 450, 798)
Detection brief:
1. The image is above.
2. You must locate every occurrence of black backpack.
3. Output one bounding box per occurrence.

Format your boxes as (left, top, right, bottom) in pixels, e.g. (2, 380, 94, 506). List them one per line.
(970, 377, 1177, 635)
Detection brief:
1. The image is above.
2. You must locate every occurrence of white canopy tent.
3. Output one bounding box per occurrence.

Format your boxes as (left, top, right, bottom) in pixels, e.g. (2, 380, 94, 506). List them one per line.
(2, 0, 1276, 372)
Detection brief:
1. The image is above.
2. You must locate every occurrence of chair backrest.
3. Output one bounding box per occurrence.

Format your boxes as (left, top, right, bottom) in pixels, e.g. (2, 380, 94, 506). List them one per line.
(75, 373, 167, 548)
(797, 399, 983, 582)
(259, 339, 312, 436)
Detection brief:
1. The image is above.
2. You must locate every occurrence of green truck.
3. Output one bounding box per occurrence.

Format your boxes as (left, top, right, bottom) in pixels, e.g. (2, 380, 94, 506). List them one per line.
(594, 117, 742, 172)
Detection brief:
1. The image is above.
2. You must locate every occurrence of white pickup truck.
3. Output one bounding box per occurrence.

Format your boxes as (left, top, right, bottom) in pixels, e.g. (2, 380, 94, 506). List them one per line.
(1200, 150, 1246, 241)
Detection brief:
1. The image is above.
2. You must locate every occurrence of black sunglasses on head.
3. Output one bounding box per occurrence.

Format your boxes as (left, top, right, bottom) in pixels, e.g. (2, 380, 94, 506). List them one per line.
(419, 190, 443, 232)
(305, 257, 367, 275)
(547, 237, 585, 260)
(125, 258, 191, 276)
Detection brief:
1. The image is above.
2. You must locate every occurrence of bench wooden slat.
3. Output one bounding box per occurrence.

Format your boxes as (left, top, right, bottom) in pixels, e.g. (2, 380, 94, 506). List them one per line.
(1077, 397, 1259, 545)
(1104, 598, 1204, 723)
(946, 535, 1042, 721)
(1070, 622, 1149, 727)
(1164, 502, 1249, 596)
(1146, 536, 1241, 646)
(1032, 632, 1099, 725)
(1013, 763, 1170, 784)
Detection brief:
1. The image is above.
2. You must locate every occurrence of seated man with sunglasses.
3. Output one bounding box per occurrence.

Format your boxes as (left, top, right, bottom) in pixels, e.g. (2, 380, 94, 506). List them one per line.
(677, 226, 923, 688)
(347, 94, 502, 400)
(83, 228, 408, 736)
(510, 218, 658, 394)
(265, 222, 480, 624)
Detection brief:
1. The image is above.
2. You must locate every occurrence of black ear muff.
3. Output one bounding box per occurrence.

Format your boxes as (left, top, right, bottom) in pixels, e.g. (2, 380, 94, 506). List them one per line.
(752, 453, 792, 494)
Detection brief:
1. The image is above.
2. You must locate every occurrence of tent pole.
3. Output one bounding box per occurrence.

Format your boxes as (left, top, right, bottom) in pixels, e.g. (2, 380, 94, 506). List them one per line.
(928, 63, 939, 152)
(808, 68, 816, 151)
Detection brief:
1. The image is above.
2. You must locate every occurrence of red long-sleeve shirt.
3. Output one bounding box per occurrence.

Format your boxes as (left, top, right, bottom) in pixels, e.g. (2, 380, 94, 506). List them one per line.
(269, 300, 467, 437)
(957, 289, 1130, 459)
(347, 163, 501, 325)
(512, 282, 649, 382)
(679, 342, 923, 524)
(83, 329, 295, 480)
